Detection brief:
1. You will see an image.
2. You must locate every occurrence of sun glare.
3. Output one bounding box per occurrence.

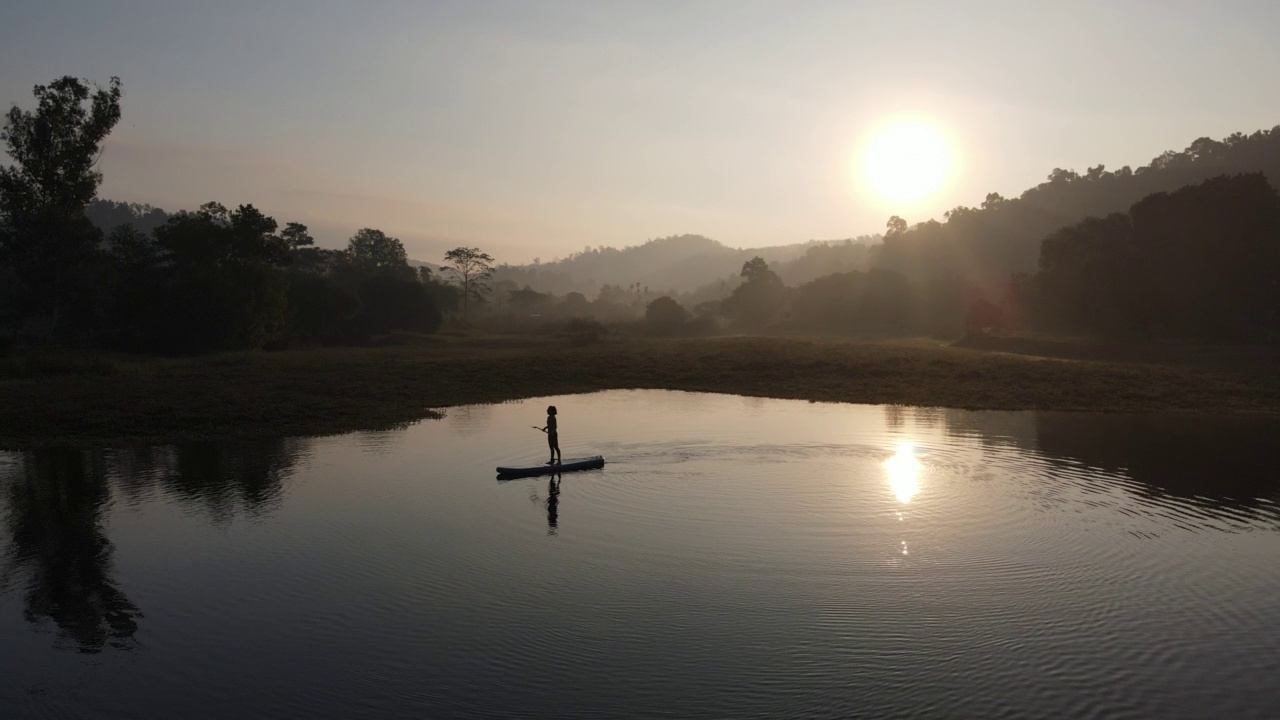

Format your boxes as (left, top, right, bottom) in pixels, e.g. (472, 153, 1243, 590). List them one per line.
(861, 120, 954, 207)
(884, 442, 922, 504)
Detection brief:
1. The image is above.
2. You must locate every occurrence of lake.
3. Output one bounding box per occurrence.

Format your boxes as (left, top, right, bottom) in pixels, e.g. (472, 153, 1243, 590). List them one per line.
(2, 390, 1278, 719)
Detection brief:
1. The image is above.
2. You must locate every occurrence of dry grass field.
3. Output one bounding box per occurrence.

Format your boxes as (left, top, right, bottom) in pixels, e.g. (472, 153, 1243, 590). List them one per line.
(2, 334, 1276, 447)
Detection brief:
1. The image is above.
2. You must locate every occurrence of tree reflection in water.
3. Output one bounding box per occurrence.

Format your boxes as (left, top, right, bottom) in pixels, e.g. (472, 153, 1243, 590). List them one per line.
(2, 449, 140, 653)
(935, 408, 1280, 523)
(1, 438, 308, 653)
(159, 439, 302, 523)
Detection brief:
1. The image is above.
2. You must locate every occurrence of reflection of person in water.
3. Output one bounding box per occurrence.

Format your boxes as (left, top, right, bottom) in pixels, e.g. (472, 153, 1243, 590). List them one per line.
(539, 405, 561, 465)
(546, 475, 560, 535)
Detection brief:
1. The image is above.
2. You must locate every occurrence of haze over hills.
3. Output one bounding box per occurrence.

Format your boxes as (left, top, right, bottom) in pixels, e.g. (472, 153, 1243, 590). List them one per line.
(877, 126, 1280, 292)
(492, 234, 879, 297)
(84, 201, 880, 297)
(492, 125, 1280, 300)
(85, 125, 1280, 306)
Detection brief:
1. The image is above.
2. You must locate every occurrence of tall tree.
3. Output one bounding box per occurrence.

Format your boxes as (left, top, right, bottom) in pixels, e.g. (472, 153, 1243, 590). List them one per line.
(345, 228, 409, 273)
(144, 202, 291, 352)
(442, 246, 495, 317)
(0, 76, 122, 334)
(280, 222, 314, 248)
(885, 215, 908, 237)
(644, 295, 687, 335)
(722, 256, 785, 330)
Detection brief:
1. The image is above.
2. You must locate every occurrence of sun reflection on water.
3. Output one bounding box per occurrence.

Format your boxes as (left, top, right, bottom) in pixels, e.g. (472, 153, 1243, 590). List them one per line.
(885, 442, 922, 504)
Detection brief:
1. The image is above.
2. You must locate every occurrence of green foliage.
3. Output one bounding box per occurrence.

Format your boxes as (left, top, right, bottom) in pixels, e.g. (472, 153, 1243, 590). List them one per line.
(346, 228, 409, 274)
(0, 264, 16, 349)
(0, 77, 122, 219)
(100, 224, 165, 347)
(775, 239, 873, 285)
(791, 268, 914, 333)
(886, 216, 908, 236)
(0, 76, 122, 335)
(443, 246, 495, 317)
(356, 276, 442, 335)
(154, 202, 290, 269)
(508, 285, 551, 311)
(280, 222, 313, 248)
(8, 72, 1280, 355)
(419, 266, 461, 314)
(644, 296, 687, 335)
(490, 233, 868, 298)
(285, 275, 361, 345)
(99, 202, 293, 353)
(86, 199, 170, 236)
(722, 257, 786, 330)
(965, 298, 1006, 333)
(563, 291, 589, 314)
(1032, 174, 1280, 342)
(876, 126, 1280, 304)
(160, 262, 289, 353)
(289, 246, 343, 276)
(1036, 214, 1137, 333)
(564, 317, 607, 345)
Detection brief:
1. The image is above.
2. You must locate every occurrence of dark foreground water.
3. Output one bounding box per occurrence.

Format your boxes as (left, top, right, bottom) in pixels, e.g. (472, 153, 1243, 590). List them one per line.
(2, 391, 1278, 719)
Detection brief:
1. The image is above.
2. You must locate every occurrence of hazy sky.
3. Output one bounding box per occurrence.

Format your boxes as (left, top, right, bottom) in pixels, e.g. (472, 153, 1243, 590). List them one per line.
(3, 1, 1279, 263)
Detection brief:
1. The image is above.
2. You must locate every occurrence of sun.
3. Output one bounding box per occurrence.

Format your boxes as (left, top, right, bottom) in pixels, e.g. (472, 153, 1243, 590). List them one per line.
(860, 120, 954, 207)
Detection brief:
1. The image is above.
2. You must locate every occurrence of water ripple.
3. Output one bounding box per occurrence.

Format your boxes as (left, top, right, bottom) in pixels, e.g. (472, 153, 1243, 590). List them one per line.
(2, 392, 1278, 719)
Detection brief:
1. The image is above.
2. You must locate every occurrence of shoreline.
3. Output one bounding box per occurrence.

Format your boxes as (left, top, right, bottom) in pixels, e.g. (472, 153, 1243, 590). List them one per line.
(2, 335, 1276, 448)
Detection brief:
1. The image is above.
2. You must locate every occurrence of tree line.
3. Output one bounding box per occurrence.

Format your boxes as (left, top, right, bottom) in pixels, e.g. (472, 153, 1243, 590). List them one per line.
(497, 169, 1280, 344)
(3, 439, 312, 652)
(0, 76, 498, 353)
(1026, 173, 1280, 342)
(4, 74, 1277, 350)
(476, 123, 1280, 343)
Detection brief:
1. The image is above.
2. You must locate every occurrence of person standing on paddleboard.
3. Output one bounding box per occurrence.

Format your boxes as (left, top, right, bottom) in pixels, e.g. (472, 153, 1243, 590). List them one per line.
(539, 406, 561, 465)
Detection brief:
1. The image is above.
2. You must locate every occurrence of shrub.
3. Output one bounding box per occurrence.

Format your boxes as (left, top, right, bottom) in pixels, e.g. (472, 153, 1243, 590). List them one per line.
(565, 317, 607, 346)
(644, 296, 688, 336)
(356, 276, 443, 336)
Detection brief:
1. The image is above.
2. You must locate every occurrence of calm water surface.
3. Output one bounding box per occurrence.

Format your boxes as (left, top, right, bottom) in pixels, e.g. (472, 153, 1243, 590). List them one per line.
(1, 391, 1278, 719)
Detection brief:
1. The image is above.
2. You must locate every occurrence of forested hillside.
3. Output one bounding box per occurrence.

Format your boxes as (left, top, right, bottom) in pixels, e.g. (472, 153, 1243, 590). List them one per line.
(1028, 173, 1280, 342)
(492, 128, 1280, 310)
(492, 233, 878, 297)
(5, 73, 1277, 350)
(876, 127, 1280, 294)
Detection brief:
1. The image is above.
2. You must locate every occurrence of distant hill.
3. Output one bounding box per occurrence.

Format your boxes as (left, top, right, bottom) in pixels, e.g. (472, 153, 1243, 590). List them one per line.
(877, 125, 1280, 292)
(493, 233, 879, 298)
(494, 128, 1280, 302)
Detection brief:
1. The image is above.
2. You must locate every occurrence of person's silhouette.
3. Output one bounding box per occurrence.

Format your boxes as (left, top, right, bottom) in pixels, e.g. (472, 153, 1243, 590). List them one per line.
(538, 405, 561, 465)
(546, 475, 560, 535)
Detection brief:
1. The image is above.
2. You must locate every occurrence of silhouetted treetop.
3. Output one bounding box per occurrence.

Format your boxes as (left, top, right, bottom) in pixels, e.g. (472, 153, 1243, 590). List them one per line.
(1, 76, 122, 335)
(86, 199, 171, 236)
(443, 246, 495, 318)
(0, 76, 121, 218)
(346, 228, 409, 272)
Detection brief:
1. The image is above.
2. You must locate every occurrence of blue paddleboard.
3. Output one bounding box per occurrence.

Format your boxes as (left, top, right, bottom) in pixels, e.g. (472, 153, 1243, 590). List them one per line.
(496, 456, 605, 478)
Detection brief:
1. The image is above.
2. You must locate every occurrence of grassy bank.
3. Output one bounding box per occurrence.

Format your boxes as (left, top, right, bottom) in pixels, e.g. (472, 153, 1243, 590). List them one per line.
(2, 334, 1277, 447)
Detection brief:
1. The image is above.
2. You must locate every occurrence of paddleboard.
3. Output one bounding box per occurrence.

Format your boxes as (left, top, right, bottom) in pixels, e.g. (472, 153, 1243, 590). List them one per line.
(496, 456, 605, 479)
